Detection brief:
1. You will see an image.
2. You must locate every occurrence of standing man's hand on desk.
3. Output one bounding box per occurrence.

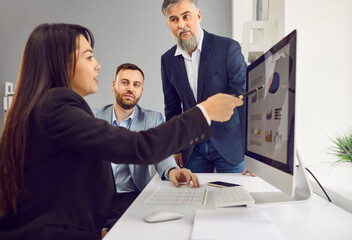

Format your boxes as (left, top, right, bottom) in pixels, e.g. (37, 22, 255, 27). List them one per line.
(242, 169, 256, 177)
(168, 168, 200, 188)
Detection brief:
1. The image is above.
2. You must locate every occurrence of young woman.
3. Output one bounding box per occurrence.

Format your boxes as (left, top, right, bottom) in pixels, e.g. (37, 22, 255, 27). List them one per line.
(0, 23, 242, 239)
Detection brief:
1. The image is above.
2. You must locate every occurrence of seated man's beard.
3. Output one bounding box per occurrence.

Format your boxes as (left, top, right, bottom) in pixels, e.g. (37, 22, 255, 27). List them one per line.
(115, 93, 140, 110)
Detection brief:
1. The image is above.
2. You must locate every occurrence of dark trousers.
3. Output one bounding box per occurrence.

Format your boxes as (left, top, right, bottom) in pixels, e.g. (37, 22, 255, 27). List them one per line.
(185, 140, 244, 173)
(105, 191, 140, 230)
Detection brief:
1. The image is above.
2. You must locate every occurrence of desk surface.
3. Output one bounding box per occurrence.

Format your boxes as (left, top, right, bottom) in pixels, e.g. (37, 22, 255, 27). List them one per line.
(104, 173, 352, 240)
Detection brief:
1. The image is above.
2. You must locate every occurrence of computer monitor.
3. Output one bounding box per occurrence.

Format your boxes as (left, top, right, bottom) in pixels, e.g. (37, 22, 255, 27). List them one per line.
(244, 30, 312, 203)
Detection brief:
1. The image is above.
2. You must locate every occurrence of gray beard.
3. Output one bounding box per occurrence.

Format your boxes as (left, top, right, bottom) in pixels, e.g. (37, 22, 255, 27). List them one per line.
(174, 26, 202, 53)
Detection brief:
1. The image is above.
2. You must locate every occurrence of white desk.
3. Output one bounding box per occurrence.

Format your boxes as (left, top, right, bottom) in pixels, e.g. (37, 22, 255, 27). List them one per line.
(104, 173, 352, 240)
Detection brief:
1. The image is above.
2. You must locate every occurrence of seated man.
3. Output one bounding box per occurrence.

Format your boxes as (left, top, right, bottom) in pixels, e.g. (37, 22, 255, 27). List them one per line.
(95, 63, 199, 224)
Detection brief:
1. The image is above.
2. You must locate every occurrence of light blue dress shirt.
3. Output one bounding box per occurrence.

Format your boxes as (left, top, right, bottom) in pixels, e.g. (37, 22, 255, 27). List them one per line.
(111, 107, 139, 193)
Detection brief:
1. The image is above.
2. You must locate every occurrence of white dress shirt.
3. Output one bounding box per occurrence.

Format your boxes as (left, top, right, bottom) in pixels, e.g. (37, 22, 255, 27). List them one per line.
(174, 29, 204, 102)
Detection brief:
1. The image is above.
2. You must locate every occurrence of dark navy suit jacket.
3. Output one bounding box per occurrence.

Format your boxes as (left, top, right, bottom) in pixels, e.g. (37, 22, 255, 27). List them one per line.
(161, 30, 247, 166)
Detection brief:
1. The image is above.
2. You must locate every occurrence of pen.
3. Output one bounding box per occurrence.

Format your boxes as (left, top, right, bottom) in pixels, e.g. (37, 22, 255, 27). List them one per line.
(202, 189, 207, 205)
(238, 85, 265, 100)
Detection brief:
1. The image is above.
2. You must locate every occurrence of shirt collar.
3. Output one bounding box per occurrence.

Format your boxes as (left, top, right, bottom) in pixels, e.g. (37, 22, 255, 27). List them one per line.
(175, 28, 204, 58)
(112, 106, 136, 127)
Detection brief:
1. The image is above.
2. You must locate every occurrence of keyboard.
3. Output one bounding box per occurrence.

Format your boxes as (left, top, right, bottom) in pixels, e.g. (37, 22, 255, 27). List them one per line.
(213, 186, 255, 207)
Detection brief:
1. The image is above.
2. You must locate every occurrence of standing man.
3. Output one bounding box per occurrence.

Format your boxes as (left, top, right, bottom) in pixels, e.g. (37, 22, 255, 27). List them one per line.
(161, 0, 247, 173)
(95, 63, 199, 223)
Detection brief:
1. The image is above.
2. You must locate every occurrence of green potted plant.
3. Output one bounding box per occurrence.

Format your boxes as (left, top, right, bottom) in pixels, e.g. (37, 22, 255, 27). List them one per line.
(330, 130, 352, 165)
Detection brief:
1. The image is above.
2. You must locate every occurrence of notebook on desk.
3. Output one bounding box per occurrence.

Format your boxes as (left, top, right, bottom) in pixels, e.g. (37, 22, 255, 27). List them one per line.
(191, 209, 285, 240)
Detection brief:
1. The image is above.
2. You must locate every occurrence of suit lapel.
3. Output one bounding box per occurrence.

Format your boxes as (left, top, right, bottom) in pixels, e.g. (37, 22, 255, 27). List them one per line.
(129, 105, 143, 131)
(129, 106, 150, 191)
(174, 54, 197, 106)
(103, 105, 114, 124)
(197, 31, 213, 102)
(129, 106, 140, 178)
(129, 107, 138, 189)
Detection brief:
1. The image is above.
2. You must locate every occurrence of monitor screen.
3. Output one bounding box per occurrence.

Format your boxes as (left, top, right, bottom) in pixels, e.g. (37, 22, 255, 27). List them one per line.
(244, 30, 297, 199)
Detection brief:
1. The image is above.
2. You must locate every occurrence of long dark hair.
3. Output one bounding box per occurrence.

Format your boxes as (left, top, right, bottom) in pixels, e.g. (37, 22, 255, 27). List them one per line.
(0, 23, 94, 216)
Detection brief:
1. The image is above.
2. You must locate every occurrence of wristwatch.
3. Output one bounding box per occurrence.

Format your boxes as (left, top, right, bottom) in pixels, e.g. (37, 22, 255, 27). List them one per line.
(166, 166, 179, 178)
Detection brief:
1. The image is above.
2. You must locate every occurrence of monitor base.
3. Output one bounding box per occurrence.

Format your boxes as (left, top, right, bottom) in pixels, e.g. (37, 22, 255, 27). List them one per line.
(251, 151, 312, 204)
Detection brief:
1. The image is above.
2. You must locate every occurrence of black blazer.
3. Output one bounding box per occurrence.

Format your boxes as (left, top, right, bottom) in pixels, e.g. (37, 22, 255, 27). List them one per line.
(0, 88, 210, 240)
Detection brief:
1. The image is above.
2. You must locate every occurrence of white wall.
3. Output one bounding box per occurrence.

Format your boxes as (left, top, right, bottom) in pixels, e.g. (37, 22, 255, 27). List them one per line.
(0, 0, 232, 133)
(232, 0, 252, 42)
(285, 0, 352, 166)
(286, 0, 352, 211)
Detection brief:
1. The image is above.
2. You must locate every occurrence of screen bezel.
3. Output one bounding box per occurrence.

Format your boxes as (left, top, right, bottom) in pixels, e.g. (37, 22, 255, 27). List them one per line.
(245, 30, 297, 176)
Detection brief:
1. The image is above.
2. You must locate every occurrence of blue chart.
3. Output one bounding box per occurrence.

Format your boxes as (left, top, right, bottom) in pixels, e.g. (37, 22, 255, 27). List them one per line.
(269, 72, 280, 94)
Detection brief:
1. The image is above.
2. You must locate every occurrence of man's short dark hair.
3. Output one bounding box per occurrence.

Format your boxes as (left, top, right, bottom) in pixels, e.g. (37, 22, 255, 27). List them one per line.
(161, 0, 198, 16)
(115, 63, 144, 80)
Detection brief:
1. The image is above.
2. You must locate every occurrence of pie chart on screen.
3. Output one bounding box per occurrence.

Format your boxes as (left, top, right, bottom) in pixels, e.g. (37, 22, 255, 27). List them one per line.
(268, 72, 280, 94)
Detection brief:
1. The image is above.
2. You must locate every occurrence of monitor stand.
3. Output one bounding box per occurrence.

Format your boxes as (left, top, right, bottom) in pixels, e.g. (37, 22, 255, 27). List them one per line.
(251, 151, 312, 204)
